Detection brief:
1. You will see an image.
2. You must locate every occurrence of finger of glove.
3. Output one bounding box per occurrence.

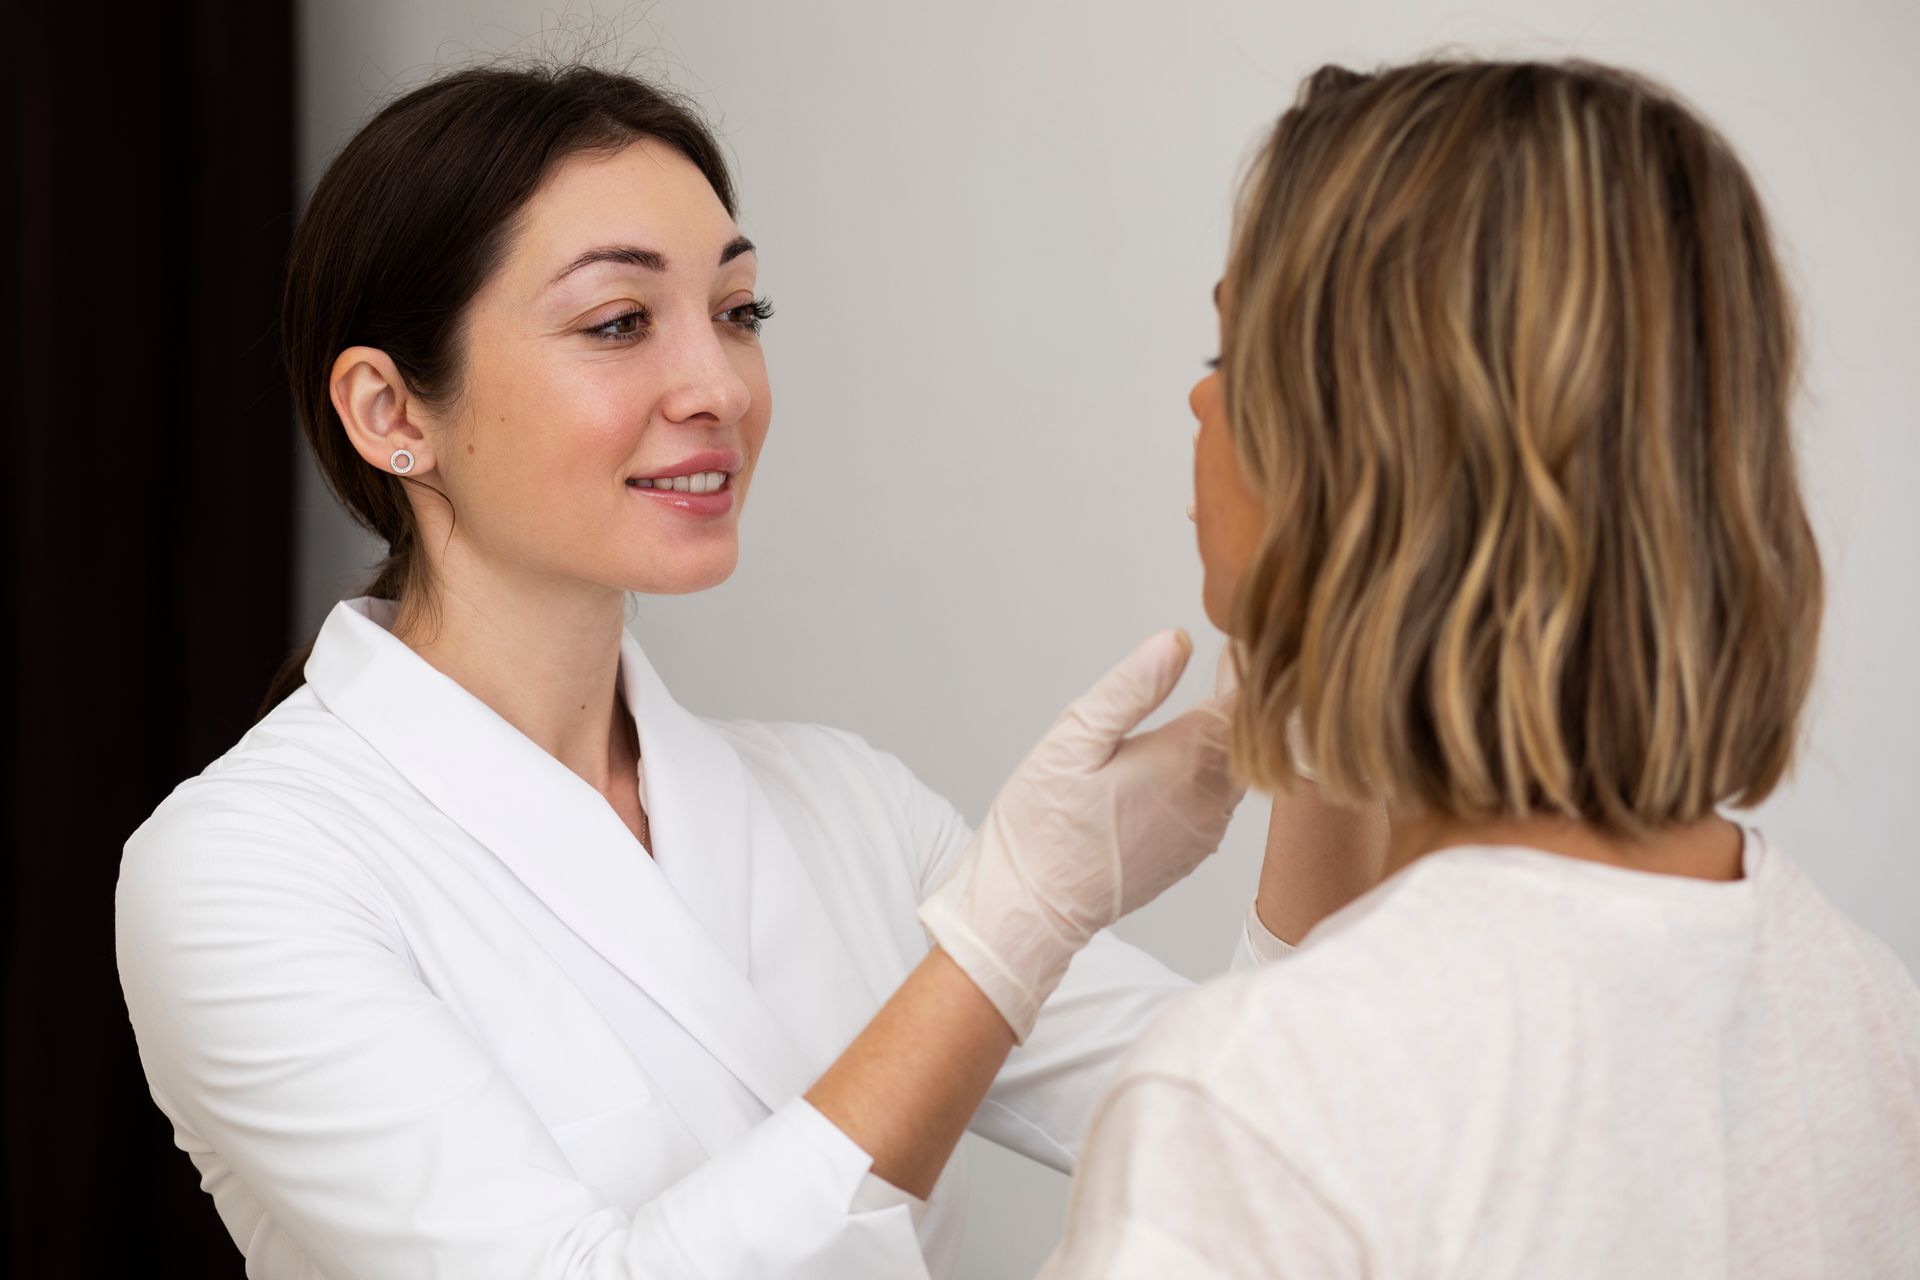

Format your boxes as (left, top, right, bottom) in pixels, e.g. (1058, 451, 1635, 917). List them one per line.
(1105, 710, 1238, 841)
(1106, 744, 1238, 919)
(1050, 628, 1194, 759)
(1116, 710, 1243, 837)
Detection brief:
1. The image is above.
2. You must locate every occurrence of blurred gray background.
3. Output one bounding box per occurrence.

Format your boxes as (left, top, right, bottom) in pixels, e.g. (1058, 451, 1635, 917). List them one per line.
(296, 2, 1920, 1274)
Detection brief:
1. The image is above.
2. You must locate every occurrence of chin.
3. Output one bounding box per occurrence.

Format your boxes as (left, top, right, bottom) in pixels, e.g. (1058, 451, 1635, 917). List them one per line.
(1201, 578, 1233, 636)
(622, 545, 739, 596)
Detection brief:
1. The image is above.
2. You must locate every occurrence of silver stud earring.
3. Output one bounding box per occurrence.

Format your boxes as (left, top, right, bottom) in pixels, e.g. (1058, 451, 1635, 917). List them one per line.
(389, 448, 416, 475)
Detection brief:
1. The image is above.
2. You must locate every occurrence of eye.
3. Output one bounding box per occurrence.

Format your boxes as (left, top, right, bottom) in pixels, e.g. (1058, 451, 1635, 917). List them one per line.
(1204, 356, 1221, 370)
(719, 296, 776, 334)
(586, 306, 651, 343)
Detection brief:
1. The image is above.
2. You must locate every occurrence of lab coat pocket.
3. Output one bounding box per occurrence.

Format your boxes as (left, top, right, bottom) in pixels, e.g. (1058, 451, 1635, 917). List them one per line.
(549, 1095, 708, 1212)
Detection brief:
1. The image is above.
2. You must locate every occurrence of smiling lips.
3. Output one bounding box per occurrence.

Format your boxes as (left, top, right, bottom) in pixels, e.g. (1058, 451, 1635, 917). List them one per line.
(630, 470, 729, 493)
(625, 449, 741, 515)
(627, 447, 743, 486)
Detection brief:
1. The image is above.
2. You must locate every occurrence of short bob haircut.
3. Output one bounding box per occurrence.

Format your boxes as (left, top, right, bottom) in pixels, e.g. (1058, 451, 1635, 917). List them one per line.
(1221, 58, 1823, 836)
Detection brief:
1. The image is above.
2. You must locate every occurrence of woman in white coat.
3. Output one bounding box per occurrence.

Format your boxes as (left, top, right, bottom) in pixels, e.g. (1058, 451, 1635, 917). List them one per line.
(114, 60, 1383, 1279)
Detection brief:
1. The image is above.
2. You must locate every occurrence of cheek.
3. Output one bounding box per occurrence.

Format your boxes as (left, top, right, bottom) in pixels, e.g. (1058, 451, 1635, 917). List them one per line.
(457, 365, 641, 526)
(740, 359, 773, 449)
(1191, 391, 1264, 625)
(533, 360, 655, 482)
(720, 354, 773, 499)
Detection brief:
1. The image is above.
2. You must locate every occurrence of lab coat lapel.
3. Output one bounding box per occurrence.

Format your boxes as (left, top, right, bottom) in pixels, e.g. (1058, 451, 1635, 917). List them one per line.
(741, 772, 890, 1068)
(620, 636, 885, 1072)
(616, 632, 752, 973)
(304, 598, 814, 1111)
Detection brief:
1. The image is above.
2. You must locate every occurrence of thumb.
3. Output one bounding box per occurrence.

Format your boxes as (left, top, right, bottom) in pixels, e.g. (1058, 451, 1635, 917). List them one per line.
(1055, 628, 1194, 751)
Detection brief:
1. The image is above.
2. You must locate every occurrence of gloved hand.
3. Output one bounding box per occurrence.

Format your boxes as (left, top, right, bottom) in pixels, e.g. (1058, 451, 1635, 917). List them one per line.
(918, 629, 1247, 1042)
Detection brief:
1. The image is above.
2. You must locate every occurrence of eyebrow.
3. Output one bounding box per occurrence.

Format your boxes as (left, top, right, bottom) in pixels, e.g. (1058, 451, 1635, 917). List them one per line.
(546, 235, 757, 288)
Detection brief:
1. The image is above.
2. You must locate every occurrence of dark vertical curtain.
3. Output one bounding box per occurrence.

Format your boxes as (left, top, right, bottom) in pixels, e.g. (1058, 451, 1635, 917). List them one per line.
(6, 2, 296, 1273)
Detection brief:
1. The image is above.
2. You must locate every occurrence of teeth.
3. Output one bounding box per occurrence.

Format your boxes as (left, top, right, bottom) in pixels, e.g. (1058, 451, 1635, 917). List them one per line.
(633, 470, 728, 493)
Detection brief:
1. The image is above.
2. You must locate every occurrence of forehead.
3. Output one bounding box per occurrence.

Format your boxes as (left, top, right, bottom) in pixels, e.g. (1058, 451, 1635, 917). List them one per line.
(506, 138, 737, 285)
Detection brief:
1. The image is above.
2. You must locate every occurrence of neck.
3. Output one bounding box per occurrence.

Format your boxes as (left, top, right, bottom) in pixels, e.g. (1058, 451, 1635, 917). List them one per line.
(1383, 809, 1746, 883)
(388, 560, 632, 792)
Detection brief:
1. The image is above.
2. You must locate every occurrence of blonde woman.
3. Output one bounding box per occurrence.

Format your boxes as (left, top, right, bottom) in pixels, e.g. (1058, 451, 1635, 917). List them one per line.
(1043, 59, 1920, 1278)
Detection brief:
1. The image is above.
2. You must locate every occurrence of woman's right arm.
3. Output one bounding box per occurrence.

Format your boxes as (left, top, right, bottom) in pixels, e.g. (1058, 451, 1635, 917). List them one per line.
(808, 626, 1241, 1195)
(117, 804, 933, 1280)
(119, 629, 1239, 1279)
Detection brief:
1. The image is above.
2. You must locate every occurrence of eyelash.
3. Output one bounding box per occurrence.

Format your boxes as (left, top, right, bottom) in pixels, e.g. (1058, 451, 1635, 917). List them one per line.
(1205, 356, 1221, 370)
(585, 296, 776, 344)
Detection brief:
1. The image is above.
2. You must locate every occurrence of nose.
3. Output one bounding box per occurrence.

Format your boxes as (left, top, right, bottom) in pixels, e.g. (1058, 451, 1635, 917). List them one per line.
(657, 319, 753, 427)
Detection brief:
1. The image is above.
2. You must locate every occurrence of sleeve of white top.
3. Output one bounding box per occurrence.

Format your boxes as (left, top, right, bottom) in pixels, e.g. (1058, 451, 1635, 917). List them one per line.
(1037, 1073, 1363, 1279)
(1231, 899, 1297, 970)
(115, 803, 932, 1280)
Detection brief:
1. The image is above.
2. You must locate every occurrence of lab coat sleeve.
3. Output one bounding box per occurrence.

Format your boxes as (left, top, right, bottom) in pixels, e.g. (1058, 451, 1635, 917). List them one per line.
(874, 748, 1196, 1172)
(980, 893, 1293, 1171)
(115, 798, 932, 1280)
(974, 929, 1192, 1170)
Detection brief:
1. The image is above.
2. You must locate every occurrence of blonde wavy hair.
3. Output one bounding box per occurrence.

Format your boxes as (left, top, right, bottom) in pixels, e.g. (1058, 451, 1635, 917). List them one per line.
(1222, 58, 1823, 835)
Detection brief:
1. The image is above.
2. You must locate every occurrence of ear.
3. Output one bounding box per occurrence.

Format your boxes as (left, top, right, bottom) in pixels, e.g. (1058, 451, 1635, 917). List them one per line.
(329, 346, 434, 477)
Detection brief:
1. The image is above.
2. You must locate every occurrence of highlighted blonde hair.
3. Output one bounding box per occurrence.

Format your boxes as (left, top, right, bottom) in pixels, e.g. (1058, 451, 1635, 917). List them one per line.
(1222, 59, 1822, 835)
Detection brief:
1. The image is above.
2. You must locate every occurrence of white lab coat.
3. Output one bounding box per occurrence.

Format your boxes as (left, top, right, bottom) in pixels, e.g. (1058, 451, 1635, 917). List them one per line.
(116, 596, 1243, 1279)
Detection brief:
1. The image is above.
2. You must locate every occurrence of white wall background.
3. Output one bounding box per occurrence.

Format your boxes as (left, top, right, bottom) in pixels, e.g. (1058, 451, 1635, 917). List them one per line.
(297, 2, 1920, 1273)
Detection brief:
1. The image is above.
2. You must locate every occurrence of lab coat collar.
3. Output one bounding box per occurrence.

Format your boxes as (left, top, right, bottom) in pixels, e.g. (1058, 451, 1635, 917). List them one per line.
(303, 596, 816, 1111)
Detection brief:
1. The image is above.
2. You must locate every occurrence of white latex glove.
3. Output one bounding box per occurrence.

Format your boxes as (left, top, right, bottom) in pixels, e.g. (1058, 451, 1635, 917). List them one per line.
(918, 629, 1247, 1041)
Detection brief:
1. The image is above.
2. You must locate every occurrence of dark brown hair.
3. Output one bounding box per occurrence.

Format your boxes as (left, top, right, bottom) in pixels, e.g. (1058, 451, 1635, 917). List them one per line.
(1221, 59, 1823, 835)
(259, 60, 735, 718)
